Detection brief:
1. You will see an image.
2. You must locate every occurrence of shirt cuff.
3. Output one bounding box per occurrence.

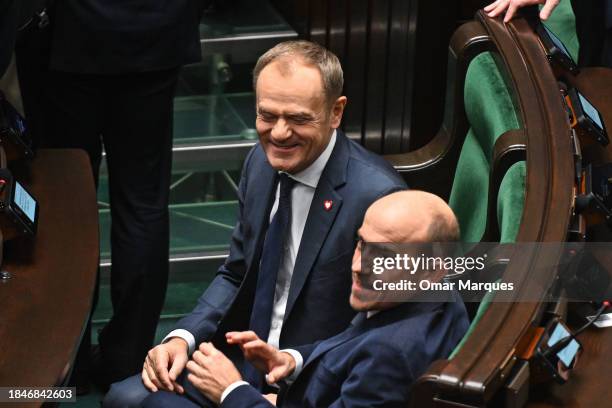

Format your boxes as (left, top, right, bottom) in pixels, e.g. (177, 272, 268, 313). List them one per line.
(163, 329, 196, 355)
(220, 380, 250, 403)
(279, 349, 303, 383)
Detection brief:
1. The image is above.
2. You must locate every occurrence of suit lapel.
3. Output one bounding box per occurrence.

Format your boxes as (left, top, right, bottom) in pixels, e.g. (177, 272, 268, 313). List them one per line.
(302, 312, 368, 369)
(245, 163, 277, 270)
(283, 133, 350, 324)
(300, 304, 423, 372)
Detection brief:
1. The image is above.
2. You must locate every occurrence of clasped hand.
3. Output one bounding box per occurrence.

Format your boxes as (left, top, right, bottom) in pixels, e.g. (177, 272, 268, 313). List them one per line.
(141, 331, 296, 404)
(225, 331, 297, 385)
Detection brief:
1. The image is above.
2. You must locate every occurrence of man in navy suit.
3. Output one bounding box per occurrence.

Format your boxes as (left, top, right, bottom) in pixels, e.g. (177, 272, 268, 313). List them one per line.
(103, 40, 406, 407)
(141, 190, 470, 407)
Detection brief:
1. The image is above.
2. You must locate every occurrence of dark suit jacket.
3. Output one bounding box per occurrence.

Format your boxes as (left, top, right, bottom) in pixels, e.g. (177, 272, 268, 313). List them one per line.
(0, 0, 46, 75)
(222, 298, 469, 408)
(175, 131, 406, 363)
(49, 0, 204, 73)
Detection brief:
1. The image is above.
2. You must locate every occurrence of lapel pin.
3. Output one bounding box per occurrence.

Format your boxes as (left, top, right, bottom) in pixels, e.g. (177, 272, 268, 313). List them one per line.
(324, 200, 333, 211)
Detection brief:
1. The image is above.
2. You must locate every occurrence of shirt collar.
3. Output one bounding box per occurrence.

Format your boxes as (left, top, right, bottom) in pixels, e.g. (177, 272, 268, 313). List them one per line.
(366, 310, 380, 319)
(281, 129, 337, 189)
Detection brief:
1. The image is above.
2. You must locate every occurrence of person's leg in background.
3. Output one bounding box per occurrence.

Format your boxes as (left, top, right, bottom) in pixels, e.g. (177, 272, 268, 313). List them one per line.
(42, 70, 106, 391)
(97, 67, 178, 383)
(571, 0, 606, 67)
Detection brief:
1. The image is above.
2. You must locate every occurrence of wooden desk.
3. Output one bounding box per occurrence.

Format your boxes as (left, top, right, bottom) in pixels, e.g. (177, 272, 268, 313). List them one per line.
(0, 149, 98, 405)
(527, 68, 612, 407)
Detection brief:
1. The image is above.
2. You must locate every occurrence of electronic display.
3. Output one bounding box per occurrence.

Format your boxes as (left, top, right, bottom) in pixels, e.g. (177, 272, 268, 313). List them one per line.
(536, 22, 579, 73)
(567, 88, 609, 145)
(578, 93, 604, 130)
(543, 24, 573, 61)
(547, 322, 580, 367)
(13, 181, 36, 222)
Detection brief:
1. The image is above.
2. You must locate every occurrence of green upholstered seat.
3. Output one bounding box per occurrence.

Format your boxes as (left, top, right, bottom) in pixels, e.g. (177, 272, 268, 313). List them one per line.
(448, 0, 577, 358)
(447, 53, 525, 356)
(449, 51, 521, 243)
(497, 161, 527, 243)
(449, 0, 577, 244)
(449, 163, 526, 357)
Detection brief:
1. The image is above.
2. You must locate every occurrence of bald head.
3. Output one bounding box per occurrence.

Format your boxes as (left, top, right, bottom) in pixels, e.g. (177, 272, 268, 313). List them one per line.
(362, 191, 459, 243)
(350, 191, 460, 311)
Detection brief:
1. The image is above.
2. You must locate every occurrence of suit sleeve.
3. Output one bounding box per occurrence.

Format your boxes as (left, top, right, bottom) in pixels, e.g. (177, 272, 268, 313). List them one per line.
(220, 384, 275, 408)
(171, 147, 254, 343)
(292, 342, 319, 363)
(328, 341, 414, 408)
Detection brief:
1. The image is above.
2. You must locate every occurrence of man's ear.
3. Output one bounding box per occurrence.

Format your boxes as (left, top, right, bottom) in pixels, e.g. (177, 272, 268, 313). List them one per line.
(329, 96, 348, 129)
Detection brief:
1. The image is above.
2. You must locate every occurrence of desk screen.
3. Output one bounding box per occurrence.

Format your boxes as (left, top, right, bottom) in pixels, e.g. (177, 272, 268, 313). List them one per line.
(547, 322, 580, 367)
(14, 181, 36, 222)
(578, 93, 604, 130)
(543, 24, 573, 61)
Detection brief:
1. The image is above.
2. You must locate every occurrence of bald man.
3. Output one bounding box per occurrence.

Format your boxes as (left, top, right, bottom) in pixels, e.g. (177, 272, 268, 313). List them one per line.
(142, 191, 470, 408)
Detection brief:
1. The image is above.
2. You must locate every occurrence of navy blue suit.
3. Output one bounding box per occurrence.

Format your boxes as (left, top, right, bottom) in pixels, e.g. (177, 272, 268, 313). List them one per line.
(177, 130, 406, 367)
(144, 297, 469, 408)
(103, 131, 406, 406)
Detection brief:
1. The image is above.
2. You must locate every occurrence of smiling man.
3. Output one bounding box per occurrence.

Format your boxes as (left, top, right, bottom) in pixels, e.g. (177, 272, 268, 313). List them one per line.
(103, 41, 406, 407)
(140, 191, 469, 408)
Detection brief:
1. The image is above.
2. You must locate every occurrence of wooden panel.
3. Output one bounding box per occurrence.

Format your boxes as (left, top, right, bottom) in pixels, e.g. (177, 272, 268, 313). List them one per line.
(327, 0, 348, 64)
(363, 0, 391, 154)
(407, 1, 460, 150)
(383, 0, 417, 153)
(342, 0, 369, 144)
(308, 0, 327, 47)
(0, 149, 98, 401)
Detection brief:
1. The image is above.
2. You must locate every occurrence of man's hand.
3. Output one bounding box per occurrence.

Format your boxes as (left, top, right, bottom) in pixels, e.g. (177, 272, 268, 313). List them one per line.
(186, 342, 242, 404)
(142, 338, 188, 393)
(226, 331, 296, 384)
(263, 394, 278, 405)
(484, 0, 559, 22)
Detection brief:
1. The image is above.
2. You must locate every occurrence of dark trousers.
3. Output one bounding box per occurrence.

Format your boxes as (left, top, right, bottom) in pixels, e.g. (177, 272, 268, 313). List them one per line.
(43, 68, 178, 381)
(571, 0, 612, 67)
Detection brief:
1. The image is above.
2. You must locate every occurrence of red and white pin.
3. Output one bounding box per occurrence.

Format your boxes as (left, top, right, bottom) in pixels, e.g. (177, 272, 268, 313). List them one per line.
(323, 200, 333, 211)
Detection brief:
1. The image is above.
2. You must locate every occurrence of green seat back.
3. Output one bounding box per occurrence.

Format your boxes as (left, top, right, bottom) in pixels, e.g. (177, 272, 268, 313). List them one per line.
(448, 0, 578, 358)
(497, 161, 527, 243)
(449, 52, 520, 242)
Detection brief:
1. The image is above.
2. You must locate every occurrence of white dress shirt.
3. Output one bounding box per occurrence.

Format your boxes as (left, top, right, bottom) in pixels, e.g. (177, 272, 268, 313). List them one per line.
(266, 130, 337, 349)
(164, 130, 337, 355)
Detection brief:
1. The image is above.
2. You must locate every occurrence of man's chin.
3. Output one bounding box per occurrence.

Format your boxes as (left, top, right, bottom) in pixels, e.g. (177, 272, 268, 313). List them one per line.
(266, 156, 300, 173)
(349, 295, 374, 312)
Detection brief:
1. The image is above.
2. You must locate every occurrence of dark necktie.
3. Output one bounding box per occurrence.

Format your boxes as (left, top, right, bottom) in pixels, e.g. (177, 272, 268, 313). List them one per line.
(350, 312, 367, 329)
(249, 173, 295, 341)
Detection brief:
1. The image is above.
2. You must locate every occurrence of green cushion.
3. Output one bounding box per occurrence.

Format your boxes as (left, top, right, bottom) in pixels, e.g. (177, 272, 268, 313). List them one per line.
(448, 285, 497, 359)
(464, 53, 521, 161)
(497, 161, 526, 243)
(449, 130, 489, 242)
(449, 1, 576, 360)
(449, 52, 520, 242)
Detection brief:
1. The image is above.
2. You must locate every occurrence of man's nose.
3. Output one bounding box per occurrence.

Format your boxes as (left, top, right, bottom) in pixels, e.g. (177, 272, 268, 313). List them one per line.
(270, 118, 291, 141)
(351, 249, 361, 274)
